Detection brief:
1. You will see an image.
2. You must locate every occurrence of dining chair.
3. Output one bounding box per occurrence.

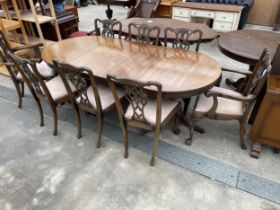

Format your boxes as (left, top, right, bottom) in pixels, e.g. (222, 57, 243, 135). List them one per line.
(191, 49, 271, 149)
(69, 19, 122, 39)
(163, 28, 203, 115)
(128, 23, 160, 46)
(0, 31, 55, 108)
(163, 28, 203, 52)
(107, 75, 182, 166)
(53, 60, 124, 147)
(7, 51, 75, 136)
(94, 18, 122, 39)
(127, 0, 160, 18)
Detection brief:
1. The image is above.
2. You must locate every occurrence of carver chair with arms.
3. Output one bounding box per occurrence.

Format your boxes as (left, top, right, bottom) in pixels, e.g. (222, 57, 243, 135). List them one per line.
(0, 31, 55, 108)
(127, 0, 160, 18)
(7, 52, 75, 136)
(191, 49, 271, 149)
(107, 75, 182, 166)
(53, 60, 124, 147)
(128, 23, 160, 45)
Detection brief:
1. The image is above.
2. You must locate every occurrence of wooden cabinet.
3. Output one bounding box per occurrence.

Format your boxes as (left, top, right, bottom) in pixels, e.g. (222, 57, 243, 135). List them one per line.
(155, 0, 177, 18)
(247, 0, 280, 26)
(250, 45, 280, 158)
(172, 2, 243, 32)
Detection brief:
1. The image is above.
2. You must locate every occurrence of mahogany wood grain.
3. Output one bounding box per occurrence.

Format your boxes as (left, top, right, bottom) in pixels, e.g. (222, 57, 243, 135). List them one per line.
(218, 30, 280, 66)
(42, 36, 221, 98)
(119, 18, 219, 42)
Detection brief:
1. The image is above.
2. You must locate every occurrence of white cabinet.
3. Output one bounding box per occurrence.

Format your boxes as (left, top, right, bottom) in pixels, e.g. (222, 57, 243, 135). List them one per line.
(172, 2, 243, 32)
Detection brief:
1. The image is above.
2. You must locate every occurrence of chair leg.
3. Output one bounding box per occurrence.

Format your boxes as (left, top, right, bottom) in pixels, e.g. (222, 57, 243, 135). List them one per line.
(124, 126, 129, 159)
(150, 126, 160, 166)
(20, 82, 25, 97)
(73, 104, 82, 139)
(239, 119, 247, 150)
(33, 94, 44, 127)
(96, 114, 104, 148)
(50, 104, 58, 136)
(14, 81, 23, 109)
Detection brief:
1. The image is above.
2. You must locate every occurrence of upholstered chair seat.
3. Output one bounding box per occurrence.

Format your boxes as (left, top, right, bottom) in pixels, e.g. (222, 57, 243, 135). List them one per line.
(86, 84, 124, 111)
(193, 86, 243, 118)
(44, 76, 76, 102)
(125, 99, 180, 125)
(16, 61, 55, 81)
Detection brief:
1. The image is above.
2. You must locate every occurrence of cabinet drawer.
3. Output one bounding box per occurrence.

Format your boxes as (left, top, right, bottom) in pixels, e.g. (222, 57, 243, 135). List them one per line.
(215, 12, 235, 22)
(173, 16, 190, 22)
(213, 21, 232, 31)
(191, 10, 215, 18)
(173, 7, 190, 18)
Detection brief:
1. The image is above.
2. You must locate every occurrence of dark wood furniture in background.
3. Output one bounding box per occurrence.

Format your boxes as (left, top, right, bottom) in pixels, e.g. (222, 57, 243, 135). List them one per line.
(250, 45, 280, 158)
(247, 0, 280, 26)
(127, 0, 160, 18)
(218, 30, 280, 124)
(155, 0, 176, 18)
(119, 18, 218, 43)
(41, 11, 79, 41)
(96, 0, 136, 19)
(273, 5, 280, 31)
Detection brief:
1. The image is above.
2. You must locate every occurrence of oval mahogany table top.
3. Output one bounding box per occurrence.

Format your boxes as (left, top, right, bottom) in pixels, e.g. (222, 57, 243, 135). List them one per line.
(119, 18, 219, 42)
(218, 30, 280, 66)
(42, 36, 221, 98)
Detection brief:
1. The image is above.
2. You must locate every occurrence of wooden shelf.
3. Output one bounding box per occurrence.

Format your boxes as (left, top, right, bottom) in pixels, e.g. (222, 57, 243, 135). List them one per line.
(21, 13, 56, 24)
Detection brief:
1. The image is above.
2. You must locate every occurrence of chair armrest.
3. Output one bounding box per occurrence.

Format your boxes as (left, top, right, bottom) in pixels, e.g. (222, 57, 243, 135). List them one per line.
(12, 43, 43, 58)
(12, 43, 43, 52)
(0, 62, 14, 67)
(222, 67, 252, 76)
(206, 88, 255, 103)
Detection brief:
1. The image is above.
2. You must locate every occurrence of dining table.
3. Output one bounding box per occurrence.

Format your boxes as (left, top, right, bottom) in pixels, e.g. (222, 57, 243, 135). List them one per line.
(42, 36, 221, 143)
(119, 18, 219, 43)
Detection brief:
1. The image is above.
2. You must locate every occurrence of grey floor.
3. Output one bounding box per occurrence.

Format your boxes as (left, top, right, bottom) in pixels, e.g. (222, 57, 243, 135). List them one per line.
(0, 4, 280, 210)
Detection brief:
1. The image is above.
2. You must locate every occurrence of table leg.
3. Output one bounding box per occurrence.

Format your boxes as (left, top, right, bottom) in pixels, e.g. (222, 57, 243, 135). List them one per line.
(106, 5, 113, 19)
(183, 98, 205, 134)
(173, 113, 194, 145)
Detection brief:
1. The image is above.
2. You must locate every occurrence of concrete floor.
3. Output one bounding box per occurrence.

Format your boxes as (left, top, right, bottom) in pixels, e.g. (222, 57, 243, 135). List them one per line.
(0, 4, 280, 210)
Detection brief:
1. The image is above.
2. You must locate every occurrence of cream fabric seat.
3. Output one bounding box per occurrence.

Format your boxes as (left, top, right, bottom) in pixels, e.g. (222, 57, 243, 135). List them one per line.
(86, 84, 124, 111)
(194, 86, 244, 118)
(16, 61, 54, 80)
(45, 76, 76, 102)
(125, 99, 179, 125)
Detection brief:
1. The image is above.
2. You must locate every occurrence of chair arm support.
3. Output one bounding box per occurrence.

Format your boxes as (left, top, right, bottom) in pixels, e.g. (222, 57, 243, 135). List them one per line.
(206, 89, 256, 103)
(221, 67, 252, 76)
(0, 62, 14, 67)
(12, 43, 43, 52)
